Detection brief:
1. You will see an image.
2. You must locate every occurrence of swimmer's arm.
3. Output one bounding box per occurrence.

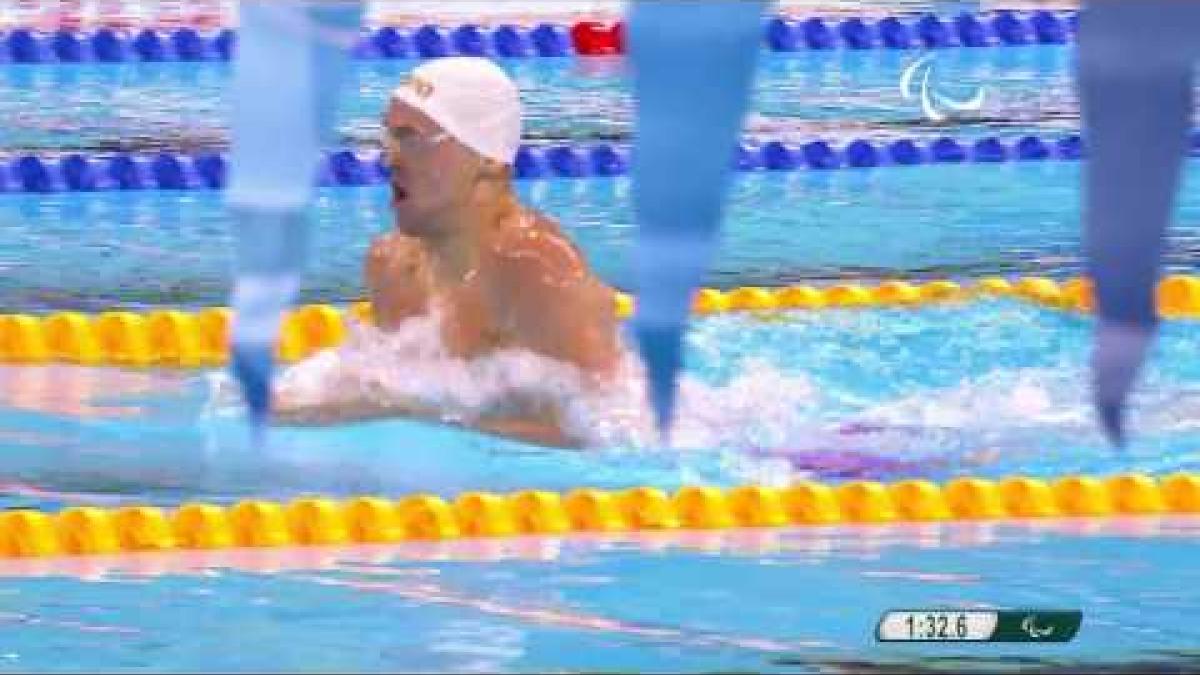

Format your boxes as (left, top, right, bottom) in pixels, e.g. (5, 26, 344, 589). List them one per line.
(472, 417, 579, 449)
(271, 393, 580, 449)
(271, 393, 430, 426)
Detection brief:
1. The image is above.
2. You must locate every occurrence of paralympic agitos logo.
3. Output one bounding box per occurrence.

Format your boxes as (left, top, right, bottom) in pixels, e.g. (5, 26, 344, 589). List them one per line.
(899, 53, 987, 123)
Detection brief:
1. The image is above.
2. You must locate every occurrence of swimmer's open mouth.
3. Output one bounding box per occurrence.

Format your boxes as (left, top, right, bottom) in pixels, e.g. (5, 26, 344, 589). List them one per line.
(392, 185, 409, 202)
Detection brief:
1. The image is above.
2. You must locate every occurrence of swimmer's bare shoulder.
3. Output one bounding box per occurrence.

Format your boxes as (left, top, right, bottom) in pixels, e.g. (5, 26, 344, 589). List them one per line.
(365, 230, 431, 329)
(274, 213, 607, 448)
(487, 209, 620, 377)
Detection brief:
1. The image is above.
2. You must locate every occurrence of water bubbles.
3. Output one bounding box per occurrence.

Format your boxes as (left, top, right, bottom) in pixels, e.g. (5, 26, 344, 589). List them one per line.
(209, 310, 821, 456)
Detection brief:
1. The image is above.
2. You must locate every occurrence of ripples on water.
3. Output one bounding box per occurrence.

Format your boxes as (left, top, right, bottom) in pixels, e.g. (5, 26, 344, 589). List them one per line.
(7, 158, 1200, 312)
(7, 4, 1200, 674)
(0, 47, 1090, 154)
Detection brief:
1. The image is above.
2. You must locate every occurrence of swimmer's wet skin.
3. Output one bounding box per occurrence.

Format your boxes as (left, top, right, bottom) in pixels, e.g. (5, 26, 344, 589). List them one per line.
(272, 58, 620, 448)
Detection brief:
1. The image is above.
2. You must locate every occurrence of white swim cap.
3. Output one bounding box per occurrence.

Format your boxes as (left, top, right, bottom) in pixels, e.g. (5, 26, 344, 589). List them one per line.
(390, 57, 522, 165)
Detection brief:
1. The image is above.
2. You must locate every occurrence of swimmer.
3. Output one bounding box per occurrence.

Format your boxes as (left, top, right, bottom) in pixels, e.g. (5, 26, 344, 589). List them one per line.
(273, 58, 620, 447)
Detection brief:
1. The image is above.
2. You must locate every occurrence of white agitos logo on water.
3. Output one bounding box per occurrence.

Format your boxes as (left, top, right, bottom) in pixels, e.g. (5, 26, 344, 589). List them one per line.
(900, 53, 986, 122)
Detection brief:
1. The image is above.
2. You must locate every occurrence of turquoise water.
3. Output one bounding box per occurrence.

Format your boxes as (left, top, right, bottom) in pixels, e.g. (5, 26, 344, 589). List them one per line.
(5, 302, 1200, 505)
(5, 162, 1200, 312)
(3, 300, 1200, 672)
(0, 518, 1197, 673)
(0, 47, 1086, 153)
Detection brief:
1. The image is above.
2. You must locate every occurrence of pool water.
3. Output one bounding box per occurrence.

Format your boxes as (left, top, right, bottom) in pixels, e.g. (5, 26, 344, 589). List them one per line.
(5, 3, 1200, 672)
(7, 162, 1200, 312)
(3, 302, 1200, 669)
(0, 47, 1086, 153)
(0, 518, 1196, 673)
(4, 302, 1200, 512)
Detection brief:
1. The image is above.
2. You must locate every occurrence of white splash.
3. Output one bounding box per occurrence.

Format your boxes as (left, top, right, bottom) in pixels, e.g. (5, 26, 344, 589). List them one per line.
(857, 366, 1092, 433)
(206, 312, 821, 453)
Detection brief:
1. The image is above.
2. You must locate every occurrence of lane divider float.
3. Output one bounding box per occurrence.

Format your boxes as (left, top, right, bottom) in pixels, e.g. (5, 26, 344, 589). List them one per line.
(1, 275, 1197, 368)
(1, 473, 1197, 558)
(9, 130, 1191, 192)
(0, 11, 1077, 64)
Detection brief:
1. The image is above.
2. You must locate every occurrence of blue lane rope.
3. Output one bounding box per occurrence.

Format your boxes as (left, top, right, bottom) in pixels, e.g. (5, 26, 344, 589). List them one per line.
(0, 25, 571, 63)
(4, 131, 1194, 193)
(0, 11, 1078, 64)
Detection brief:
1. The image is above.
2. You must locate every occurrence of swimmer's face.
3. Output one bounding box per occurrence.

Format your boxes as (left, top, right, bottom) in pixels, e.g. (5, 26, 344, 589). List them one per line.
(382, 100, 488, 235)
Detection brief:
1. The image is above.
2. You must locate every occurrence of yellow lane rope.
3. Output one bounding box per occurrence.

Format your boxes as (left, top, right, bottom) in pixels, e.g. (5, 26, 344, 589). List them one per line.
(0, 516, 1185, 578)
(2, 474, 1198, 558)
(5, 274, 1198, 368)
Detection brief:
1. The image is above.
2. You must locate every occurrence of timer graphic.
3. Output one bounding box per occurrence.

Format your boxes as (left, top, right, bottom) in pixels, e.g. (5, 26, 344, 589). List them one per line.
(877, 610, 1082, 643)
